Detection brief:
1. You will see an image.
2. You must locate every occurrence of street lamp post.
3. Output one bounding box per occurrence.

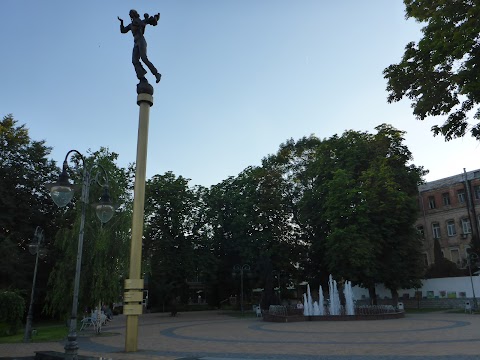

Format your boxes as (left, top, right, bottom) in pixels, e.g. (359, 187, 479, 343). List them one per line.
(232, 264, 250, 313)
(23, 227, 47, 342)
(467, 252, 479, 310)
(272, 270, 285, 304)
(46, 150, 115, 360)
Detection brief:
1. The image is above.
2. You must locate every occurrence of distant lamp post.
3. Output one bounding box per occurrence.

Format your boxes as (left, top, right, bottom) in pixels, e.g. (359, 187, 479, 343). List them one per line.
(45, 149, 115, 360)
(272, 270, 285, 304)
(232, 264, 250, 313)
(467, 252, 479, 310)
(23, 226, 47, 342)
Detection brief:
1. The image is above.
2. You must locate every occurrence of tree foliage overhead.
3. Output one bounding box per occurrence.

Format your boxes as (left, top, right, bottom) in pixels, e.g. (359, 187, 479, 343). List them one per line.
(206, 166, 302, 308)
(0, 115, 59, 291)
(143, 172, 214, 308)
(261, 136, 326, 288)
(1, 111, 430, 313)
(384, 0, 480, 140)
(0, 291, 25, 335)
(265, 124, 426, 299)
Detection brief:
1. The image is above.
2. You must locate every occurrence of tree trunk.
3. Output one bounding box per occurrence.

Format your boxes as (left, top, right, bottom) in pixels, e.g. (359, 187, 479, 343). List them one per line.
(390, 289, 399, 304)
(368, 287, 377, 305)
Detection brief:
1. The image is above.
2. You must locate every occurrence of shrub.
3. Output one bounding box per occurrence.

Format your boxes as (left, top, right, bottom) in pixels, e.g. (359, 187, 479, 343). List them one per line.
(0, 291, 25, 336)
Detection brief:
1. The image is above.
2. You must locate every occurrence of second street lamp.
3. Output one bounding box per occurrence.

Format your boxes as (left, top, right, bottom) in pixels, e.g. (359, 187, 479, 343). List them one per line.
(232, 264, 250, 313)
(45, 149, 115, 360)
(23, 226, 47, 343)
(467, 251, 479, 310)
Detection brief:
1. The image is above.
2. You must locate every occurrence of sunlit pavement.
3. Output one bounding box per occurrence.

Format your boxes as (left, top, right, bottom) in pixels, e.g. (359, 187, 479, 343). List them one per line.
(1, 310, 480, 359)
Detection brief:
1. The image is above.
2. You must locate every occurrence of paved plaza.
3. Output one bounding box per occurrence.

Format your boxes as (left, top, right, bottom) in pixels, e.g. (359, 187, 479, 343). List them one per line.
(1, 310, 480, 360)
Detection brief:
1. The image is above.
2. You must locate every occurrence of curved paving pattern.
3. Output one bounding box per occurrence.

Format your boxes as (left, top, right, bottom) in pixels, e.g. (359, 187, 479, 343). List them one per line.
(2, 311, 480, 359)
(157, 317, 476, 345)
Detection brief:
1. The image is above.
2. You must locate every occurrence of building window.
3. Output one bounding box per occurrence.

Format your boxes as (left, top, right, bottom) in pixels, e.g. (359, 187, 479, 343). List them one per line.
(428, 196, 436, 209)
(416, 225, 424, 238)
(462, 218, 471, 234)
(432, 222, 441, 238)
(446, 220, 456, 236)
(458, 189, 466, 203)
(422, 253, 429, 267)
(442, 192, 450, 206)
(474, 185, 480, 200)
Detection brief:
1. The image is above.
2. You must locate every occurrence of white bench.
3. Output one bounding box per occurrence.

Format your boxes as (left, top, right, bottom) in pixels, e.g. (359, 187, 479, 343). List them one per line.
(80, 311, 107, 332)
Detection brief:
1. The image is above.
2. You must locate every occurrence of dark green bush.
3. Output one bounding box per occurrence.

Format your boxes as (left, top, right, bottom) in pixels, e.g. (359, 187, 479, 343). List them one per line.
(0, 291, 25, 336)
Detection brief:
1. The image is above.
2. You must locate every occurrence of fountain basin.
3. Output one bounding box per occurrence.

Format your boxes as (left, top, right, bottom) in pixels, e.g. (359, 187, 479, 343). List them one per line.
(263, 311, 404, 322)
(262, 306, 404, 323)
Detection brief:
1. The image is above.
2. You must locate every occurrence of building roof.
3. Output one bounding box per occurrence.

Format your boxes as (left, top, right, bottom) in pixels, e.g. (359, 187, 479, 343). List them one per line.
(418, 169, 480, 193)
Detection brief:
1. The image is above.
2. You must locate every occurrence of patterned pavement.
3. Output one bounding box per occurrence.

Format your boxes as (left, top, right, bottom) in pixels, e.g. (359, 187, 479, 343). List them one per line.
(1, 310, 479, 359)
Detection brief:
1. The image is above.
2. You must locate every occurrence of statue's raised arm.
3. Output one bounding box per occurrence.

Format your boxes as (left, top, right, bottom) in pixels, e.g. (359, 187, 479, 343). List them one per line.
(119, 9, 161, 87)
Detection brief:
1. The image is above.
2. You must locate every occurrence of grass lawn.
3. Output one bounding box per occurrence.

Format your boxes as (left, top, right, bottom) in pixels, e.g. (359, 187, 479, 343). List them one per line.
(0, 323, 68, 344)
(0, 322, 120, 344)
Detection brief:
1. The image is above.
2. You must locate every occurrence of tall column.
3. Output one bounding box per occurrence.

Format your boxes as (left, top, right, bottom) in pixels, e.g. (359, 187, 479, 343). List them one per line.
(125, 87, 153, 352)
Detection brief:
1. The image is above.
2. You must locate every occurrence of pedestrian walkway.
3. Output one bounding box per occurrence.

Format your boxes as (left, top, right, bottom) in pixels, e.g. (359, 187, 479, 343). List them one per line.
(1, 310, 479, 359)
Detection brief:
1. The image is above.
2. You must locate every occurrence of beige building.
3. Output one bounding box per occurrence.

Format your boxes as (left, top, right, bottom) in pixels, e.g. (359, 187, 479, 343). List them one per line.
(416, 169, 480, 268)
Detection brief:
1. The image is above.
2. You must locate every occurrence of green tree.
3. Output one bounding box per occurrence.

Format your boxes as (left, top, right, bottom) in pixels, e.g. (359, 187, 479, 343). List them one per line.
(206, 175, 245, 305)
(303, 130, 394, 290)
(261, 136, 325, 288)
(0, 291, 25, 335)
(0, 114, 59, 294)
(322, 126, 426, 302)
(360, 160, 424, 301)
(265, 125, 426, 302)
(323, 169, 379, 293)
(207, 166, 301, 308)
(45, 148, 132, 317)
(364, 125, 425, 301)
(384, 0, 480, 140)
(143, 172, 214, 309)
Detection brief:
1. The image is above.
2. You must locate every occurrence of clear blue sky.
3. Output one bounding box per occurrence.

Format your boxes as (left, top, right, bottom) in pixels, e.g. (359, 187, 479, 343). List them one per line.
(2, 0, 479, 187)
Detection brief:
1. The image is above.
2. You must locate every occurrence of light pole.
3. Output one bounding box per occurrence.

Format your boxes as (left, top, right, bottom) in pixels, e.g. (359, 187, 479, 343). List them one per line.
(272, 270, 285, 304)
(23, 227, 47, 342)
(232, 264, 250, 313)
(467, 252, 479, 310)
(45, 150, 115, 360)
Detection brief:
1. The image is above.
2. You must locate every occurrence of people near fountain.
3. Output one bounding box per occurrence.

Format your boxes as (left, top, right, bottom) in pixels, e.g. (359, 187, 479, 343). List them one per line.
(296, 300, 304, 309)
(102, 304, 113, 321)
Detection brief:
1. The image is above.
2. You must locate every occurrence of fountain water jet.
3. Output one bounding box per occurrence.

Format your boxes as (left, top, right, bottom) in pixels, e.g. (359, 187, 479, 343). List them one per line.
(344, 280, 355, 315)
(313, 301, 321, 315)
(328, 275, 341, 315)
(318, 286, 325, 315)
(303, 293, 309, 316)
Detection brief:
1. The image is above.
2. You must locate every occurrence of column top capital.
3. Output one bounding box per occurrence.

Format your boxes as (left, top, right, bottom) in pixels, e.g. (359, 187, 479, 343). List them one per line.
(137, 93, 154, 106)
